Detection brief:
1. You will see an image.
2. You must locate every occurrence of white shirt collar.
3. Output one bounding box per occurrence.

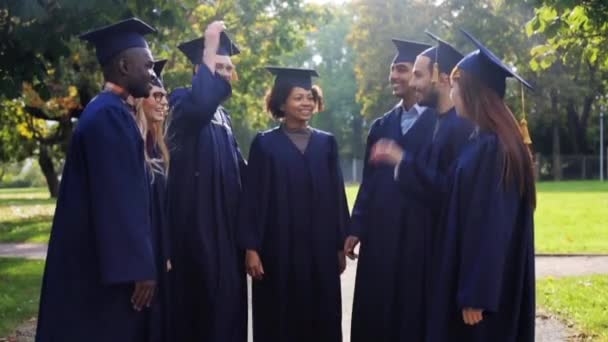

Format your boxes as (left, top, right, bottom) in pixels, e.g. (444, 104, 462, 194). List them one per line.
(397, 100, 426, 115)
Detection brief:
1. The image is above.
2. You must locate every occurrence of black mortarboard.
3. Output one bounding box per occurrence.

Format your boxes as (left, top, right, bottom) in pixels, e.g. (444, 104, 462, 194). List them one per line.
(266, 67, 319, 90)
(177, 32, 240, 65)
(421, 31, 464, 77)
(457, 29, 533, 98)
(152, 59, 167, 88)
(391, 39, 431, 64)
(79, 17, 156, 66)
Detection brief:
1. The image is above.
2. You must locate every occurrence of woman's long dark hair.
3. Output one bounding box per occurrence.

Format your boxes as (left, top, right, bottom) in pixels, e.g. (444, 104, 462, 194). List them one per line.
(453, 69, 536, 208)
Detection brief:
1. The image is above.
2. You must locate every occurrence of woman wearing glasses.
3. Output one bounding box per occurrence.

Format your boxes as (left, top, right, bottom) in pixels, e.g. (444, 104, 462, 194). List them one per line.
(135, 59, 172, 342)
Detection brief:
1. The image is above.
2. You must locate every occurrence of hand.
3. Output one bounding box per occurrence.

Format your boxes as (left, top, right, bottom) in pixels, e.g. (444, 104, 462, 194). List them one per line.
(204, 20, 226, 52)
(203, 20, 226, 69)
(246, 249, 265, 280)
(131, 280, 156, 311)
(344, 235, 360, 260)
(462, 308, 483, 325)
(338, 251, 346, 274)
(369, 139, 404, 166)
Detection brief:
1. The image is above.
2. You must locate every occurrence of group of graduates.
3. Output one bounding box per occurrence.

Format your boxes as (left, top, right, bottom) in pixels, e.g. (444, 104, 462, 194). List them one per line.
(33, 14, 535, 342)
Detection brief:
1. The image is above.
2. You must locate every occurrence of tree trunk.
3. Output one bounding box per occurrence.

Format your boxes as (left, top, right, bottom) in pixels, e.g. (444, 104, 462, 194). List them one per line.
(39, 145, 59, 198)
(566, 96, 593, 154)
(551, 89, 562, 181)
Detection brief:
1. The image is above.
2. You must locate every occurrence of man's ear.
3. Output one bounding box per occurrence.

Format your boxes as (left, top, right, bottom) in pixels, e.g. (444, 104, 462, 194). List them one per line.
(118, 56, 129, 76)
(439, 73, 451, 89)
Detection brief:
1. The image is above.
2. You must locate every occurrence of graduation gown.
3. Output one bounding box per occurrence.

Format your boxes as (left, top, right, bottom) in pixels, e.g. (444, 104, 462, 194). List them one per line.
(426, 132, 535, 342)
(146, 158, 172, 342)
(167, 64, 247, 342)
(238, 128, 349, 342)
(349, 104, 437, 342)
(396, 107, 474, 204)
(36, 91, 156, 342)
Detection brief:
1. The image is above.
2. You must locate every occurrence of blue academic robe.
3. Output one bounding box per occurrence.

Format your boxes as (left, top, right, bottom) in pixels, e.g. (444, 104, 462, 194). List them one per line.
(426, 132, 535, 342)
(145, 158, 172, 342)
(36, 92, 156, 342)
(396, 107, 474, 204)
(238, 128, 349, 342)
(167, 64, 247, 342)
(349, 104, 437, 342)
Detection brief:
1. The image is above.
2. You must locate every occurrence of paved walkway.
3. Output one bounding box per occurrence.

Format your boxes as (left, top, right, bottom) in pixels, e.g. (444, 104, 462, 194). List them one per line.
(3, 244, 607, 341)
(0, 243, 47, 260)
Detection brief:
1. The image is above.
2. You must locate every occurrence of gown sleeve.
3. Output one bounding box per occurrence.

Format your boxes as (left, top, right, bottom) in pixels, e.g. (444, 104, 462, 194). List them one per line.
(237, 134, 272, 251)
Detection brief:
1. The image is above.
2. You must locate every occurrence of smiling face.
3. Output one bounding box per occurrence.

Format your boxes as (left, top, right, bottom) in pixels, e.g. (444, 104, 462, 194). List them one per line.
(281, 87, 315, 124)
(389, 62, 415, 99)
(410, 55, 439, 108)
(142, 85, 168, 123)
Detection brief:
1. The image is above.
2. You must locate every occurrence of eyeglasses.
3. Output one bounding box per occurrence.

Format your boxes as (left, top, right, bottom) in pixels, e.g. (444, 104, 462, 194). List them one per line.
(152, 92, 167, 103)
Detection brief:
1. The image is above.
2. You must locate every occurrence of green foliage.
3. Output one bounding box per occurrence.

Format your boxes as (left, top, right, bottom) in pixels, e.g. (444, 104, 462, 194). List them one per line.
(0, 0, 320, 190)
(283, 5, 364, 158)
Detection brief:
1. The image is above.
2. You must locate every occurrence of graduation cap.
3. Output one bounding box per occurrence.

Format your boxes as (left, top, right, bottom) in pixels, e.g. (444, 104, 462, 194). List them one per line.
(457, 29, 534, 144)
(266, 67, 319, 90)
(79, 17, 156, 66)
(421, 31, 464, 83)
(456, 29, 533, 98)
(152, 59, 167, 88)
(391, 39, 431, 65)
(178, 32, 240, 65)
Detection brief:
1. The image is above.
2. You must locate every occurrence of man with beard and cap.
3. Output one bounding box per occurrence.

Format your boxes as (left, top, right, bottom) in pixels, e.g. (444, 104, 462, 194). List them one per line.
(371, 29, 536, 342)
(346, 38, 438, 342)
(368, 32, 474, 341)
(36, 17, 158, 342)
(372, 31, 474, 214)
(166, 20, 247, 342)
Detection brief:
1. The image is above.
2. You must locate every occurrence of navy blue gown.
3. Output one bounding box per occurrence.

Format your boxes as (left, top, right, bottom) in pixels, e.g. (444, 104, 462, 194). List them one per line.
(167, 64, 247, 342)
(238, 128, 349, 342)
(396, 107, 474, 203)
(426, 132, 535, 342)
(145, 153, 171, 342)
(36, 91, 156, 342)
(349, 104, 437, 342)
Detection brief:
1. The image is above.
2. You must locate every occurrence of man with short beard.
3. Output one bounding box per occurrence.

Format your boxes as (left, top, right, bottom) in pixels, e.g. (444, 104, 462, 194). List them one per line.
(346, 38, 438, 342)
(369, 32, 474, 340)
(37, 18, 159, 342)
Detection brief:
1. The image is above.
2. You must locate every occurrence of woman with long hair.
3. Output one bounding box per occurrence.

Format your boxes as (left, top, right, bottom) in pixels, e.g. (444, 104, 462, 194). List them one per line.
(371, 31, 536, 342)
(135, 59, 172, 342)
(238, 67, 349, 342)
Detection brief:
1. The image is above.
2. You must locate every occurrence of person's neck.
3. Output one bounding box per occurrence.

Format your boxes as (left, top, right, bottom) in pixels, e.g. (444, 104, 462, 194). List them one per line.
(400, 95, 417, 111)
(436, 93, 454, 115)
(104, 81, 130, 100)
(283, 117, 309, 130)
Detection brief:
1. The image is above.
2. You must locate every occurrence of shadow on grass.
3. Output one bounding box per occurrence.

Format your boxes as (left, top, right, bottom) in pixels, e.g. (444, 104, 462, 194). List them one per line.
(0, 216, 53, 243)
(0, 257, 44, 337)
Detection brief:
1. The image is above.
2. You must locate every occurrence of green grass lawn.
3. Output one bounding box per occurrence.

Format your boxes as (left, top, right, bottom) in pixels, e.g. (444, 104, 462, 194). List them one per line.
(0, 181, 606, 251)
(0, 188, 55, 243)
(537, 274, 608, 341)
(535, 181, 608, 254)
(347, 181, 608, 254)
(0, 257, 44, 337)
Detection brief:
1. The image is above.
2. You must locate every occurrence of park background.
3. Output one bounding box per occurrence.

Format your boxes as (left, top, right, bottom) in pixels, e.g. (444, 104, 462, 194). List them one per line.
(1, 0, 608, 340)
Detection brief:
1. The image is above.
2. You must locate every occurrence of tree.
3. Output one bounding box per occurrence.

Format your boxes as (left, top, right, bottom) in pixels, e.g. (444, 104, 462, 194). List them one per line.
(282, 5, 364, 159)
(0, 0, 319, 196)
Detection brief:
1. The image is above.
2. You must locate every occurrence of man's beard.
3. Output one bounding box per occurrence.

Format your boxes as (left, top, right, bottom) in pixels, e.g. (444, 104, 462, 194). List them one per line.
(418, 86, 439, 109)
